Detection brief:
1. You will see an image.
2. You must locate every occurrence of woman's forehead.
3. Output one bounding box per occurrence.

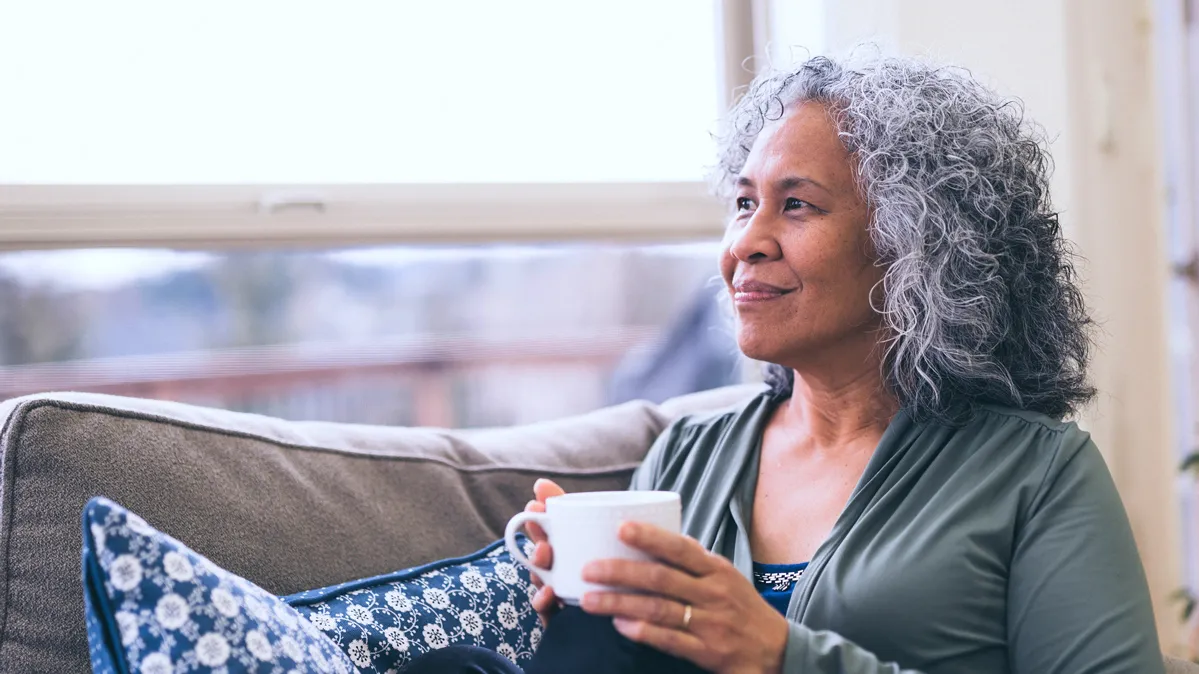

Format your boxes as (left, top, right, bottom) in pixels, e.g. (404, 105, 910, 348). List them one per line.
(740, 102, 854, 191)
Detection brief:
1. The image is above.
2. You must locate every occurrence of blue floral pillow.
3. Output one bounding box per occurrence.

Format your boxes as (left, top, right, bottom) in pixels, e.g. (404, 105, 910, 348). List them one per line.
(82, 497, 358, 674)
(282, 537, 542, 673)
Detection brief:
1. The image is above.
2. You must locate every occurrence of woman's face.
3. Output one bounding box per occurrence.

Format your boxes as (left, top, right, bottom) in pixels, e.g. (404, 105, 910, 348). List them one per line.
(719, 101, 884, 370)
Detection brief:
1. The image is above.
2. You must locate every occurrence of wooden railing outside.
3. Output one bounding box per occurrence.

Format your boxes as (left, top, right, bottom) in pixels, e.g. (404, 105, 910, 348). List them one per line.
(0, 326, 658, 427)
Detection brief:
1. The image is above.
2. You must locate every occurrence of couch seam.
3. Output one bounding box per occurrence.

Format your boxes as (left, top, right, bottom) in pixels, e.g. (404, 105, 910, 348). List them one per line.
(7, 398, 655, 473)
(0, 399, 34, 669)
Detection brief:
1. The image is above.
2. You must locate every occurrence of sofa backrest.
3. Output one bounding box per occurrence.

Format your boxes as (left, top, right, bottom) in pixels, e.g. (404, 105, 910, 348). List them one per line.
(0, 386, 761, 673)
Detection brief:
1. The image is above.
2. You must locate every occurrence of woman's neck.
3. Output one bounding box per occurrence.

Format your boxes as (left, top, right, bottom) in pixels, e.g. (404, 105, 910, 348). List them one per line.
(779, 361, 898, 450)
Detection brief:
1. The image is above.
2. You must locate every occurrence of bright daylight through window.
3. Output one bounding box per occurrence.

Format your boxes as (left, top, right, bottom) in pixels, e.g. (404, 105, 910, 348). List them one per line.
(0, 0, 719, 183)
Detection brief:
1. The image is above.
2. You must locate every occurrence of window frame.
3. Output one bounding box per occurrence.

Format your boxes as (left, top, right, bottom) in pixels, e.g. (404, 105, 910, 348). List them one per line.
(0, 182, 726, 249)
(0, 2, 762, 250)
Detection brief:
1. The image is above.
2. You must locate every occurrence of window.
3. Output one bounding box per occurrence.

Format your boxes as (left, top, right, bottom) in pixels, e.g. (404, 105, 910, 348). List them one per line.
(0, 1, 719, 184)
(0, 0, 735, 247)
(0, 243, 738, 427)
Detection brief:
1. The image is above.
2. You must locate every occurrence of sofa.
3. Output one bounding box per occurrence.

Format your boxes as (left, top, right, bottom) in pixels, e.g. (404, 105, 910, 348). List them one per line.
(0, 388, 1194, 673)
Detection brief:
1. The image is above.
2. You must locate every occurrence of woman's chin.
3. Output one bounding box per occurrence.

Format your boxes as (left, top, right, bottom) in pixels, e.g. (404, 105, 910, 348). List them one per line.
(735, 334, 786, 365)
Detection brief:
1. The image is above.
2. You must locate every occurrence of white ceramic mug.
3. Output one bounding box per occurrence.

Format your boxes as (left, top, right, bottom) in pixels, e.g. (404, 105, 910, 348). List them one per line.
(504, 491, 682, 604)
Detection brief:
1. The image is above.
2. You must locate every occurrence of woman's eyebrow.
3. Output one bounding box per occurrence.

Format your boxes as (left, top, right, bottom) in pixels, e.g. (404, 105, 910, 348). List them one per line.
(775, 175, 832, 196)
(736, 175, 831, 196)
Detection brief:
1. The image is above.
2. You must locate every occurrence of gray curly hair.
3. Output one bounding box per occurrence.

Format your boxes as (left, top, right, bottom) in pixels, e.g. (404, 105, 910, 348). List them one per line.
(715, 54, 1094, 423)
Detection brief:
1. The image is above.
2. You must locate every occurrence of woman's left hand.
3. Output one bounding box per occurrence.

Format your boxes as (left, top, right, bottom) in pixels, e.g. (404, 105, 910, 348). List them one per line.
(580, 522, 790, 674)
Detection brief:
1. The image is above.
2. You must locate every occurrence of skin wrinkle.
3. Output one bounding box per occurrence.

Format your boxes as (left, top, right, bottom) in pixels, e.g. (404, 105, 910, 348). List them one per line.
(713, 55, 1094, 423)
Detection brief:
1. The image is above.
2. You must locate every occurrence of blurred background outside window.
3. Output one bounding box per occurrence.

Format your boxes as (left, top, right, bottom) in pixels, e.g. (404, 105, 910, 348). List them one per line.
(0, 243, 728, 427)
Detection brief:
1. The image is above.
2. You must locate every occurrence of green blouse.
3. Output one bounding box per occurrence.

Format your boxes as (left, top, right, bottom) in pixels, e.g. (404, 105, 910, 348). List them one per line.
(630, 391, 1163, 674)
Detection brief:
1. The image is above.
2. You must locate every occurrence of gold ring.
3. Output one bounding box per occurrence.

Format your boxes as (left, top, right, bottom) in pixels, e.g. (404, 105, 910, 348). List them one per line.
(682, 603, 693, 631)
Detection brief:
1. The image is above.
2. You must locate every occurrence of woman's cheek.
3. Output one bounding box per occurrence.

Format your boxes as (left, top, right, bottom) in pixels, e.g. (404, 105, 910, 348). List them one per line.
(717, 257, 735, 287)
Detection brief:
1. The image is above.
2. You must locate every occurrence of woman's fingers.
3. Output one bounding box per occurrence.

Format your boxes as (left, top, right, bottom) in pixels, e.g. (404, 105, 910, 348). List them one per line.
(532, 585, 560, 627)
(612, 618, 706, 664)
(524, 479, 564, 542)
(580, 591, 692, 629)
(525, 480, 565, 605)
(618, 522, 717, 577)
(527, 541, 553, 589)
(582, 559, 706, 604)
(533, 478, 565, 503)
(531, 585, 556, 613)
(581, 523, 792, 674)
(580, 524, 721, 603)
(523, 500, 548, 542)
(532, 541, 553, 569)
(523, 494, 554, 589)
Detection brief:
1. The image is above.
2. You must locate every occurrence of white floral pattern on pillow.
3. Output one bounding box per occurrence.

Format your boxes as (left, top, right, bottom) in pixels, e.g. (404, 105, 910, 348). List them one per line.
(82, 497, 358, 674)
(283, 537, 542, 673)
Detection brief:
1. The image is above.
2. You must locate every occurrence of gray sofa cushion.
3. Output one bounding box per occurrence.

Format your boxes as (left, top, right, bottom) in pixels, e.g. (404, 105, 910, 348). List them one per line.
(0, 387, 761, 673)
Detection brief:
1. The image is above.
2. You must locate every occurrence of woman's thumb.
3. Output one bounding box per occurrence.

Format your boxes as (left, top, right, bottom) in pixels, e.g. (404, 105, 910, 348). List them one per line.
(533, 478, 566, 501)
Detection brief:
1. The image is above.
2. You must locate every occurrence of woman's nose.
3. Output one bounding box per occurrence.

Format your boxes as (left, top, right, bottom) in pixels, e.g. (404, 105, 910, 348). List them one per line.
(728, 212, 783, 263)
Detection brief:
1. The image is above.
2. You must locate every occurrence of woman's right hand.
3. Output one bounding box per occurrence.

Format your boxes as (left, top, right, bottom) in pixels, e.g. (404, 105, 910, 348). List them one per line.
(525, 478, 566, 626)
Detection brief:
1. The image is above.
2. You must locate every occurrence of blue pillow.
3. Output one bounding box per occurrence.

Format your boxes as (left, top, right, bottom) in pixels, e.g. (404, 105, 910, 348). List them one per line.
(81, 497, 357, 674)
(282, 537, 542, 672)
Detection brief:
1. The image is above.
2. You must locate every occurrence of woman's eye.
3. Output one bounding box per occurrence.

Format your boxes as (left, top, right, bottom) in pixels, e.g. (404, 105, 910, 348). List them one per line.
(735, 197, 755, 212)
(785, 197, 810, 211)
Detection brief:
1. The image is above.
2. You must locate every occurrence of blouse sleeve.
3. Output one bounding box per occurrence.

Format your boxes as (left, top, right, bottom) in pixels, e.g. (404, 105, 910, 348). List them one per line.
(780, 624, 926, 673)
(1004, 433, 1164, 673)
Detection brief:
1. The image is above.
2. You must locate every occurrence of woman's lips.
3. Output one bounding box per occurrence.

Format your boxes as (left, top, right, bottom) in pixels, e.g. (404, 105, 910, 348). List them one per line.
(734, 290, 786, 303)
(731, 281, 795, 304)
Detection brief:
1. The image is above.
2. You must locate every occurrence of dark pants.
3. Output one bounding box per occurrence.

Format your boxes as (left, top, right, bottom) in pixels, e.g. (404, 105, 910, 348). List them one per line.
(401, 606, 706, 674)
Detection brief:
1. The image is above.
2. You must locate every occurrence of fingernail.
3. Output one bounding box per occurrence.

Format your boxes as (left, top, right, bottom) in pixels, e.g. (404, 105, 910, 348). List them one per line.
(581, 562, 600, 582)
(581, 593, 599, 610)
(613, 617, 635, 634)
(620, 522, 639, 540)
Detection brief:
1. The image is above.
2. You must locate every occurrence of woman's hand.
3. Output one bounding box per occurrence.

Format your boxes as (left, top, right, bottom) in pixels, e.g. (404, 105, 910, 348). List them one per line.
(524, 478, 566, 626)
(580, 522, 790, 674)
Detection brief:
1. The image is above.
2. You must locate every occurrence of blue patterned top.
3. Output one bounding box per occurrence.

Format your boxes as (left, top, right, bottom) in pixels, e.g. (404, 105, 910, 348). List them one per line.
(752, 561, 809, 615)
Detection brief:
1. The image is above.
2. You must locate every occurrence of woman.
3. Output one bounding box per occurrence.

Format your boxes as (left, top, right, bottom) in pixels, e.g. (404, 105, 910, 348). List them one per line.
(403, 54, 1163, 674)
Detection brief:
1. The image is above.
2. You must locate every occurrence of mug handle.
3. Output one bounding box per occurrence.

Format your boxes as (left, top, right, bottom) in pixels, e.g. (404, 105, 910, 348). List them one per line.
(504, 511, 552, 587)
